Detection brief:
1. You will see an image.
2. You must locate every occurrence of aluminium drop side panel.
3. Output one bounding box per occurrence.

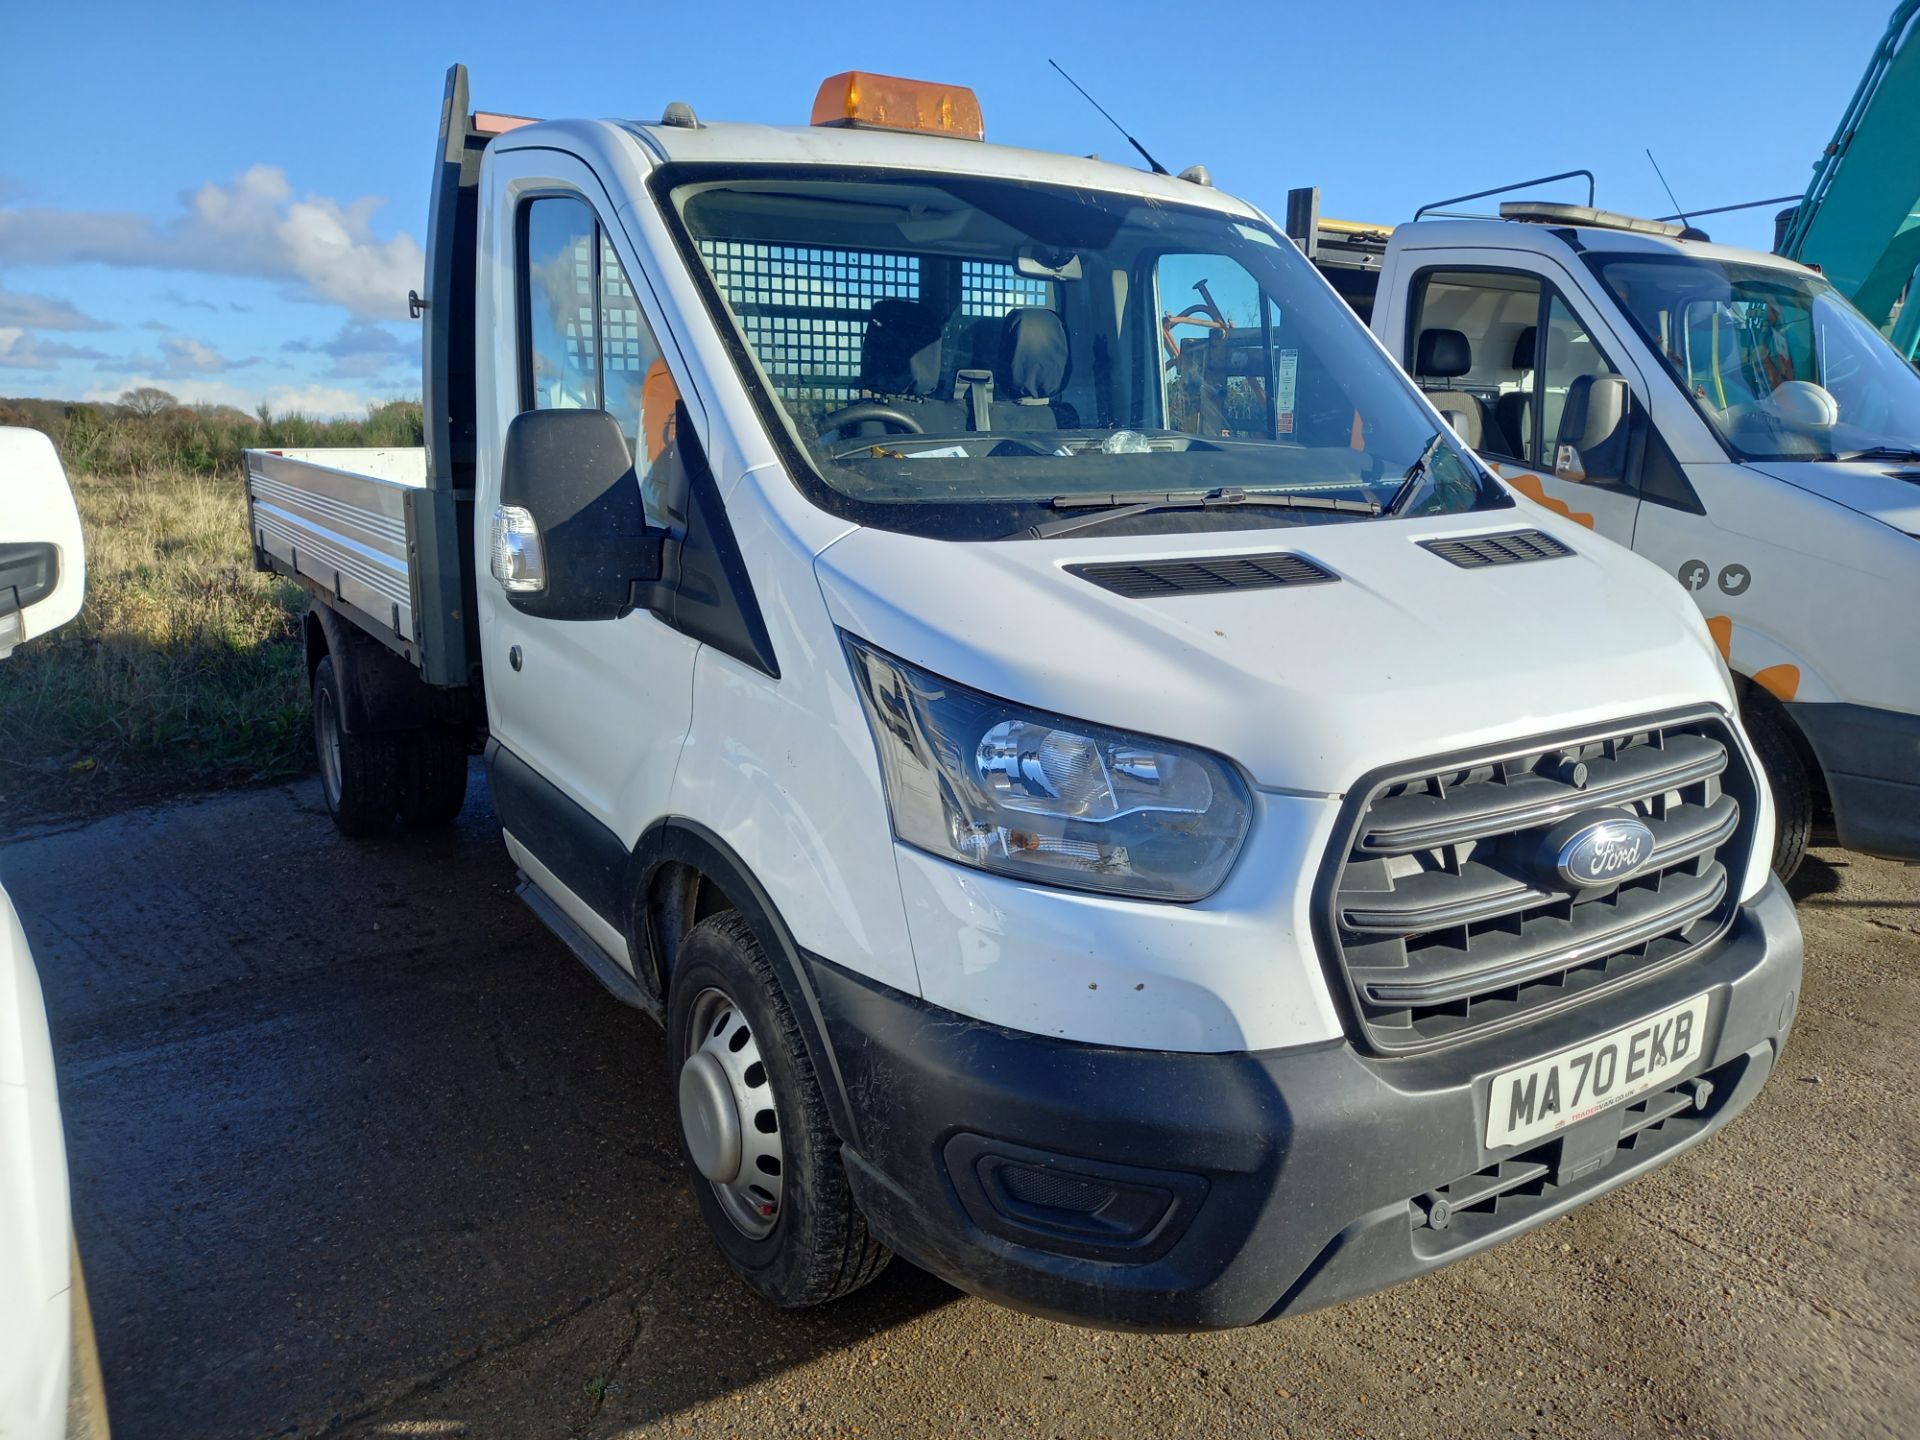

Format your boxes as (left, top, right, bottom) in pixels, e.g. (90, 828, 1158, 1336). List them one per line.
(415, 62, 484, 689)
(246, 449, 425, 657)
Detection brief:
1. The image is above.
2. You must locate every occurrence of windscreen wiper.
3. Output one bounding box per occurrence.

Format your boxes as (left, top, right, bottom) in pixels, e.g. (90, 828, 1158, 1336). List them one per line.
(1023, 486, 1379, 540)
(1837, 445, 1920, 463)
(1383, 431, 1445, 517)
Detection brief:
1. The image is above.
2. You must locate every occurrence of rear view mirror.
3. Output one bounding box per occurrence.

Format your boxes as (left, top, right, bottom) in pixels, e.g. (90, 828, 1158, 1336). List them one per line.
(494, 409, 665, 622)
(0, 427, 85, 659)
(1016, 244, 1083, 282)
(1554, 375, 1632, 485)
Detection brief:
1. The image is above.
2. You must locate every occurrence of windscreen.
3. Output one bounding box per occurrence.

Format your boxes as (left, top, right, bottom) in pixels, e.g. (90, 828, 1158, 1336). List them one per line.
(661, 167, 1502, 539)
(1590, 252, 1920, 463)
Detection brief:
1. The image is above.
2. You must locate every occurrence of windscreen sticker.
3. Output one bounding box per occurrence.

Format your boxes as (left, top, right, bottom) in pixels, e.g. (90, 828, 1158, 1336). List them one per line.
(1234, 222, 1280, 248)
(1275, 350, 1298, 435)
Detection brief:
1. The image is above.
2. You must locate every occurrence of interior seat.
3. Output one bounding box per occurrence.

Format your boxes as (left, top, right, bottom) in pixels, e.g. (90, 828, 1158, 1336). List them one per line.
(1414, 327, 1490, 450)
(845, 298, 967, 435)
(1491, 325, 1535, 459)
(993, 308, 1079, 430)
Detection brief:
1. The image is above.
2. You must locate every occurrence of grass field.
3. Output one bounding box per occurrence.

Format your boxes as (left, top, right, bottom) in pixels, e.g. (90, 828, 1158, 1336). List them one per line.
(0, 397, 426, 823)
(1, 467, 310, 824)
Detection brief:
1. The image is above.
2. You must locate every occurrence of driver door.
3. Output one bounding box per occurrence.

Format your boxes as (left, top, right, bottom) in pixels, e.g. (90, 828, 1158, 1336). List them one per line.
(1404, 258, 1648, 546)
(476, 151, 702, 961)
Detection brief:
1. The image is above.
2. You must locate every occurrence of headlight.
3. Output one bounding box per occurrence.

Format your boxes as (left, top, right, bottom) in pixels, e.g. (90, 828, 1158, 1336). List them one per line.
(844, 636, 1252, 900)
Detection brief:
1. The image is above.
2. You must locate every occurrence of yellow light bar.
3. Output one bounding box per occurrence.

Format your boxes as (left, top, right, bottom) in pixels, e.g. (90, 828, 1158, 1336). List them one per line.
(810, 71, 984, 142)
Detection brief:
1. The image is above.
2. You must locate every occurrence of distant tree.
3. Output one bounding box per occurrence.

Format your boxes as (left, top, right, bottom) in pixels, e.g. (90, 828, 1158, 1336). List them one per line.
(120, 386, 178, 417)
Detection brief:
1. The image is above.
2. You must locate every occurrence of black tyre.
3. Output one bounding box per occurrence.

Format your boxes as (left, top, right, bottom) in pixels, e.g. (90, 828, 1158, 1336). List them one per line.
(399, 724, 470, 828)
(313, 654, 400, 837)
(667, 911, 890, 1308)
(1743, 694, 1812, 882)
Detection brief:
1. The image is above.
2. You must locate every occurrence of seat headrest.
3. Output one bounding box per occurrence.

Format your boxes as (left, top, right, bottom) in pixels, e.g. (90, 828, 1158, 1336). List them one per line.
(861, 299, 943, 397)
(1415, 328, 1472, 380)
(1511, 325, 1536, 370)
(998, 307, 1070, 401)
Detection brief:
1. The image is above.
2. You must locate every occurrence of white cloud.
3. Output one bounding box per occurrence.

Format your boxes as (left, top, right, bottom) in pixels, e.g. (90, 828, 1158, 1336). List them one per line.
(156, 335, 230, 375)
(0, 326, 111, 369)
(261, 382, 383, 417)
(80, 374, 388, 417)
(0, 165, 424, 321)
(0, 280, 107, 331)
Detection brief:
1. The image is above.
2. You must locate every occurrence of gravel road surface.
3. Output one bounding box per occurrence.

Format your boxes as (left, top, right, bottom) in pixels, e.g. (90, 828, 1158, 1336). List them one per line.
(6, 770, 1914, 1439)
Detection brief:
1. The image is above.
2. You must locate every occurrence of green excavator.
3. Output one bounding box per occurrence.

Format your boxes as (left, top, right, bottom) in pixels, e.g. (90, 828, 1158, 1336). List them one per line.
(1777, 1, 1920, 357)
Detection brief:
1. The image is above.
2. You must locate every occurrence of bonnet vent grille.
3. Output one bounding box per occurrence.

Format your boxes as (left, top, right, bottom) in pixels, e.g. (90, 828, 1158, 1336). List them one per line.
(1421, 530, 1573, 569)
(1068, 552, 1337, 598)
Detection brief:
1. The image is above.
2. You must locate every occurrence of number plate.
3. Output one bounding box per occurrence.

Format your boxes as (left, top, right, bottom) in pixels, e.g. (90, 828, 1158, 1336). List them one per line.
(1486, 994, 1711, 1149)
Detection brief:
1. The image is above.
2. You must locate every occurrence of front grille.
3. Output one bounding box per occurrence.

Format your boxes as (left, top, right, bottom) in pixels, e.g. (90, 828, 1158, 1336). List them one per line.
(1323, 713, 1757, 1052)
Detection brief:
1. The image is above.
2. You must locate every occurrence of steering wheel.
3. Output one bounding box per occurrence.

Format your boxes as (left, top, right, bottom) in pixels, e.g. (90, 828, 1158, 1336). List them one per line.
(818, 403, 925, 442)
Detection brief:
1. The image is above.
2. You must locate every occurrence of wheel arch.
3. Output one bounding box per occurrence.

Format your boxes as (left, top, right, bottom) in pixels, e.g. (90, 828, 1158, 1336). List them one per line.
(1734, 673, 1831, 820)
(628, 819, 863, 1149)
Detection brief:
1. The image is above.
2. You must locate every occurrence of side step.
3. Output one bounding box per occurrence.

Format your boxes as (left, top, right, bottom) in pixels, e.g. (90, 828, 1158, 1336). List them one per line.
(514, 872, 662, 1021)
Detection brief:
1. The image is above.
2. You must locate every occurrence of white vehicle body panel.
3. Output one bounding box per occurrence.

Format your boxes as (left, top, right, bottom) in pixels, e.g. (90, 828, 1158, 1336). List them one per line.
(1368, 219, 1920, 748)
(0, 428, 86, 1439)
(0, 890, 72, 1440)
(0, 427, 85, 655)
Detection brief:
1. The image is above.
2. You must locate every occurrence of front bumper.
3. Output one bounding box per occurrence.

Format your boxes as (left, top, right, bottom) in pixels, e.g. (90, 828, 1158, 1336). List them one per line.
(807, 877, 1802, 1331)
(1789, 700, 1920, 861)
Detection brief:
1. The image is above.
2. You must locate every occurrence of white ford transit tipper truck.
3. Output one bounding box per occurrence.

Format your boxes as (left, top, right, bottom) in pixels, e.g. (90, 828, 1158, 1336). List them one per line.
(1291, 177, 1920, 881)
(1, 428, 111, 1438)
(246, 68, 1801, 1330)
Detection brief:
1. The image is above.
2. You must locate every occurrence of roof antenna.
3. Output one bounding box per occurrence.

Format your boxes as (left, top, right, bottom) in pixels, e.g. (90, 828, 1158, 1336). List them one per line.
(1644, 148, 1691, 227)
(1047, 59, 1169, 176)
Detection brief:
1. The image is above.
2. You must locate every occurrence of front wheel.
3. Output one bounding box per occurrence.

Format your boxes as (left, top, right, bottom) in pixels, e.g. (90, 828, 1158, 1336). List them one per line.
(667, 911, 890, 1308)
(1743, 694, 1811, 882)
(313, 654, 400, 837)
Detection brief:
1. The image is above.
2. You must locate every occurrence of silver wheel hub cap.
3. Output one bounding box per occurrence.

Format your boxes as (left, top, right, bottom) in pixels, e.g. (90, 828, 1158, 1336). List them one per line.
(679, 987, 783, 1239)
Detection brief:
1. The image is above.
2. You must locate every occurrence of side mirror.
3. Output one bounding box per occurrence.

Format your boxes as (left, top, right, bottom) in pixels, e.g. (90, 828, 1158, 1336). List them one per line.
(491, 409, 665, 622)
(1553, 375, 1632, 485)
(0, 427, 85, 659)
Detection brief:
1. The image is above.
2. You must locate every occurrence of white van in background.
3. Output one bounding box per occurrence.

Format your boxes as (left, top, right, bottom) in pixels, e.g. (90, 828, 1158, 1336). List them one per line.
(0, 426, 110, 1439)
(1293, 180, 1920, 879)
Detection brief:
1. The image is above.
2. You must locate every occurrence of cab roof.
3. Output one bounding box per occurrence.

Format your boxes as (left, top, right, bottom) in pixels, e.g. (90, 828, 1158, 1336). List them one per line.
(494, 114, 1263, 220)
(1389, 215, 1821, 272)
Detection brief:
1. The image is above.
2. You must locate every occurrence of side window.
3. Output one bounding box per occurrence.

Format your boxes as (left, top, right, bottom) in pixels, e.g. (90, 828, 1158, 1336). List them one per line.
(1538, 293, 1622, 463)
(520, 197, 681, 527)
(523, 198, 598, 411)
(1153, 252, 1354, 446)
(1408, 269, 1541, 463)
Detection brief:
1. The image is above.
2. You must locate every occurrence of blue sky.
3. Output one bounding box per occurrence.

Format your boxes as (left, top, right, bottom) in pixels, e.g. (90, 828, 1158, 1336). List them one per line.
(0, 0, 1890, 416)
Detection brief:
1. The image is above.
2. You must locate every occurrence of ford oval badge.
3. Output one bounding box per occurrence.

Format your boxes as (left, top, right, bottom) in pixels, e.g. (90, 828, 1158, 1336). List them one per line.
(1555, 817, 1656, 889)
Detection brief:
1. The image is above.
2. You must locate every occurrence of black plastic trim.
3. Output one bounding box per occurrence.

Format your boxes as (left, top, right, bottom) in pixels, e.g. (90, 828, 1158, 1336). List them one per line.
(1787, 700, 1920, 860)
(486, 737, 631, 937)
(809, 881, 1798, 1330)
(652, 402, 779, 678)
(0, 541, 57, 616)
